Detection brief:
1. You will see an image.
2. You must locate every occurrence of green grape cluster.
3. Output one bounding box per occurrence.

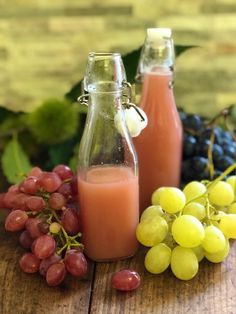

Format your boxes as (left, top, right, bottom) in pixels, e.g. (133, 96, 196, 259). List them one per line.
(136, 164, 236, 281)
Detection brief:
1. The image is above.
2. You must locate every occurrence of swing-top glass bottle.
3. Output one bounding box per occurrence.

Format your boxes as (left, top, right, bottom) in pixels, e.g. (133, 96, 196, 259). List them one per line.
(77, 52, 139, 262)
(134, 28, 183, 212)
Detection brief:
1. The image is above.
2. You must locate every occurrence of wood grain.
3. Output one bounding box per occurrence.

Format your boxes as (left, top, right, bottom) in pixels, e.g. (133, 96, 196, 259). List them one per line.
(0, 213, 94, 314)
(90, 245, 236, 314)
(1, 208, 236, 314)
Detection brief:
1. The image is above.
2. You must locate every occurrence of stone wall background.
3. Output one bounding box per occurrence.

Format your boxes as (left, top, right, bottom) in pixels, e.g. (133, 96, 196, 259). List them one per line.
(0, 0, 236, 116)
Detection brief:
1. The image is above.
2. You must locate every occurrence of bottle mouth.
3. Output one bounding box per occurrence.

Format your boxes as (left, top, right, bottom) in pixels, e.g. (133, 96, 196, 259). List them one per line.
(147, 28, 172, 41)
(88, 52, 121, 59)
(84, 52, 126, 93)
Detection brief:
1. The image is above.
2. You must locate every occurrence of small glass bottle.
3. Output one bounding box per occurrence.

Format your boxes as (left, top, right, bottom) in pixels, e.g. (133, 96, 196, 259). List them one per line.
(77, 52, 139, 262)
(134, 28, 183, 211)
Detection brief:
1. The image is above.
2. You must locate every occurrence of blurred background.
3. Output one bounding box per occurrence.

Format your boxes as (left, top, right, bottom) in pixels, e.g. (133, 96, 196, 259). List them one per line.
(1, 0, 236, 115)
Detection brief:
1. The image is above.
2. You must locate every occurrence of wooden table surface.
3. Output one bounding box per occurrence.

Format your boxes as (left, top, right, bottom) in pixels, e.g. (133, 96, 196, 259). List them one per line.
(1, 211, 236, 314)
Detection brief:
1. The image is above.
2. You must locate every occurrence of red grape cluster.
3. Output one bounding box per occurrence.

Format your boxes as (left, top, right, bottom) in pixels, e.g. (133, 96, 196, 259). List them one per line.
(1, 165, 88, 286)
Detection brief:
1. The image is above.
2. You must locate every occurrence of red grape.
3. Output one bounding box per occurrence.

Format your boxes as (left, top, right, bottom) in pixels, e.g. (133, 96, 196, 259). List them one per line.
(33, 235, 56, 259)
(5, 210, 28, 231)
(48, 192, 66, 210)
(8, 184, 19, 193)
(3, 192, 19, 209)
(70, 175, 78, 196)
(4, 192, 29, 211)
(19, 230, 34, 249)
(38, 172, 62, 193)
(61, 208, 80, 235)
(13, 193, 30, 210)
(25, 217, 45, 239)
(39, 253, 62, 277)
(57, 182, 72, 199)
(28, 167, 43, 178)
(46, 262, 66, 286)
(31, 240, 36, 252)
(64, 250, 88, 278)
(19, 253, 40, 273)
(19, 176, 39, 195)
(53, 164, 73, 181)
(38, 222, 49, 234)
(111, 270, 141, 291)
(25, 196, 46, 212)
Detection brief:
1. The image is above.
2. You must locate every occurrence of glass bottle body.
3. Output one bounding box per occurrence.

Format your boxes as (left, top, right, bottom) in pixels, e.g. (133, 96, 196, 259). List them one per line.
(134, 29, 183, 212)
(78, 74, 139, 262)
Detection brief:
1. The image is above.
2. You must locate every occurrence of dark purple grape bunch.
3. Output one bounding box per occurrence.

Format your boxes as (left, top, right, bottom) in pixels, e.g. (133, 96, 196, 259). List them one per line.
(2, 164, 88, 287)
(180, 111, 236, 183)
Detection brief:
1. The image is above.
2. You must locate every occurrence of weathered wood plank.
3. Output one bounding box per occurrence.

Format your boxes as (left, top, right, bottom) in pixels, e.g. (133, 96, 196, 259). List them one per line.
(0, 213, 94, 314)
(1, 205, 236, 314)
(90, 244, 236, 314)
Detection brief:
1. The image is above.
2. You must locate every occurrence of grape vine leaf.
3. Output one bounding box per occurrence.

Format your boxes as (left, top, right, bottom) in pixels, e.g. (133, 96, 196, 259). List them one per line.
(0, 107, 19, 123)
(1, 136, 32, 184)
(65, 44, 197, 102)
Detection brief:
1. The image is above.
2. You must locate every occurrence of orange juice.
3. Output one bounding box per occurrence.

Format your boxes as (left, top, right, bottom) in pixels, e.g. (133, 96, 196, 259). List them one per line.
(134, 69, 182, 211)
(78, 166, 139, 261)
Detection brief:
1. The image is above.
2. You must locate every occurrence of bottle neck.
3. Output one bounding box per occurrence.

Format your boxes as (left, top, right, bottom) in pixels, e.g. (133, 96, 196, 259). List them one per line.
(137, 37, 175, 77)
(88, 90, 123, 120)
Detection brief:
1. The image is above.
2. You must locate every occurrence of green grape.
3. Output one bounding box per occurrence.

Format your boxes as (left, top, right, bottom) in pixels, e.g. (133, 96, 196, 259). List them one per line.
(140, 205, 163, 222)
(144, 243, 171, 274)
(171, 246, 199, 280)
(171, 215, 205, 248)
(208, 181, 234, 207)
(192, 245, 204, 262)
(201, 225, 226, 253)
(205, 239, 230, 263)
(183, 181, 207, 202)
(159, 187, 186, 214)
(151, 187, 165, 205)
(182, 202, 206, 221)
(228, 202, 236, 214)
(219, 214, 236, 239)
(136, 216, 168, 247)
(226, 176, 236, 194)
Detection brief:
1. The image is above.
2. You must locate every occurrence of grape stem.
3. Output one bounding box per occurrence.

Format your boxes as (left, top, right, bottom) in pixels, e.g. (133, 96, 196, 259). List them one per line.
(206, 104, 235, 129)
(205, 197, 212, 225)
(180, 162, 236, 221)
(52, 210, 83, 255)
(207, 162, 236, 192)
(46, 214, 53, 224)
(207, 131, 215, 180)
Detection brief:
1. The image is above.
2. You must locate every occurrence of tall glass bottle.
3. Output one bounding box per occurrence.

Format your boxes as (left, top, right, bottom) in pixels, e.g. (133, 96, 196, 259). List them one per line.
(77, 52, 139, 262)
(134, 28, 183, 212)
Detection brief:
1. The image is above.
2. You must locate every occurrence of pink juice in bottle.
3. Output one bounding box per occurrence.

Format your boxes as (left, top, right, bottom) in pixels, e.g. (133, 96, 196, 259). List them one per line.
(78, 165, 139, 262)
(133, 28, 183, 212)
(134, 69, 182, 211)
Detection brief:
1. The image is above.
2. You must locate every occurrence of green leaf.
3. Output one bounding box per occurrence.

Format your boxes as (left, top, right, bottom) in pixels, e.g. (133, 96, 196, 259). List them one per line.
(0, 107, 20, 123)
(1, 136, 32, 184)
(175, 45, 198, 57)
(45, 140, 75, 170)
(123, 46, 142, 84)
(65, 44, 197, 102)
(65, 82, 82, 103)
